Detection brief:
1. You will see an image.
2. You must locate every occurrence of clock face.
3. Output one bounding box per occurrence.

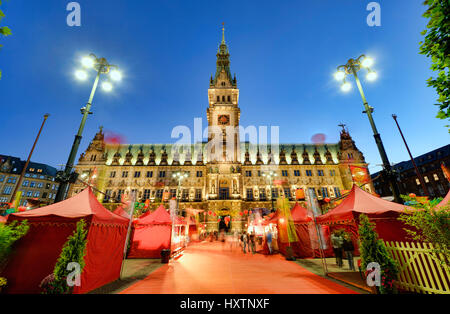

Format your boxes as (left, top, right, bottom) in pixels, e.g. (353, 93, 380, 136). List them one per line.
(218, 115, 230, 125)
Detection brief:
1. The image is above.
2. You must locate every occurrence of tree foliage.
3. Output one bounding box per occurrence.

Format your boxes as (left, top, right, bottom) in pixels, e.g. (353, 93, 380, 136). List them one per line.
(0, 220, 29, 271)
(0, 0, 12, 79)
(41, 219, 88, 294)
(399, 195, 450, 267)
(358, 214, 398, 294)
(419, 0, 450, 129)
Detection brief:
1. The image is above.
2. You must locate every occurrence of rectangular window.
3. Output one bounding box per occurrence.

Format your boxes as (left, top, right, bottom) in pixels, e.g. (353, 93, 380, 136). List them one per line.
(48, 193, 53, 199)
(3, 186, 13, 195)
(134, 171, 141, 178)
(416, 178, 420, 185)
(122, 171, 128, 178)
(146, 171, 153, 178)
(257, 171, 261, 177)
(246, 188, 254, 200)
(46, 183, 51, 189)
(334, 187, 341, 197)
(282, 170, 288, 177)
(7, 177, 17, 184)
(294, 170, 301, 177)
(245, 170, 252, 177)
(306, 170, 313, 177)
(156, 189, 164, 199)
(271, 188, 279, 199)
(195, 189, 202, 201)
(26, 191, 33, 197)
(104, 190, 112, 202)
(197, 171, 203, 178)
(110, 171, 116, 178)
(433, 173, 439, 181)
(117, 189, 125, 201)
(321, 187, 329, 198)
(182, 189, 189, 201)
(52, 184, 56, 190)
(143, 189, 151, 200)
(159, 171, 166, 178)
(170, 189, 177, 199)
(330, 170, 336, 176)
(424, 176, 429, 183)
(0, 175, 4, 182)
(37, 182, 43, 188)
(22, 180, 29, 187)
(318, 170, 325, 177)
(42, 192, 47, 199)
(34, 191, 40, 198)
(284, 188, 292, 199)
(259, 189, 266, 201)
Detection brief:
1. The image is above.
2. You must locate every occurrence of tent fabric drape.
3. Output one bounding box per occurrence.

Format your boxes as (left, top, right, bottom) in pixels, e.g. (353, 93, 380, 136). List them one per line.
(127, 205, 173, 259)
(1, 188, 128, 294)
(437, 189, 450, 209)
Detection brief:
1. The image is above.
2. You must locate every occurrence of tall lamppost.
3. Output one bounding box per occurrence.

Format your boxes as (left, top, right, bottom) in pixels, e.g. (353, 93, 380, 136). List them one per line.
(173, 171, 188, 216)
(54, 53, 122, 203)
(262, 170, 277, 212)
(334, 55, 401, 203)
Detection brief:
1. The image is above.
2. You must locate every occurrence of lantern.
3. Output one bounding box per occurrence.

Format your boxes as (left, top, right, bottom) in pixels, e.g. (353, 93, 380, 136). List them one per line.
(409, 193, 416, 198)
(224, 216, 230, 226)
(244, 210, 248, 215)
(217, 218, 221, 222)
(249, 210, 252, 214)
(208, 210, 212, 216)
(213, 212, 216, 217)
(239, 212, 243, 216)
(324, 197, 331, 203)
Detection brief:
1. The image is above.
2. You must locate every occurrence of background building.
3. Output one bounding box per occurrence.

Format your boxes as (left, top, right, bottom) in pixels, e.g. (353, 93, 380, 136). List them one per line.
(371, 144, 450, 198)
(68, 31, 374, 232)
(0, 155, 59, 208)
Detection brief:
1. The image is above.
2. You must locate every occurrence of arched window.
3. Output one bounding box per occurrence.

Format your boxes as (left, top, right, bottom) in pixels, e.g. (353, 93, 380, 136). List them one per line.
(222, 96, 225, 102)
(221, 82, 226, 86)
(227, 96, 231, 102)
(217, 96, 220, 102)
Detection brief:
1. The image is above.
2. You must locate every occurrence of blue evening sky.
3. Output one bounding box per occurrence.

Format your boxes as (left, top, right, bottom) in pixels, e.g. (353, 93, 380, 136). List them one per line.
(0, 0, 448, 173)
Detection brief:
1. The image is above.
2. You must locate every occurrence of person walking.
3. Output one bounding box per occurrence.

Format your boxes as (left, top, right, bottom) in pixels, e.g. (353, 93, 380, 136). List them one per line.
(343, 234, 356, 271)
(249, 232, 256, 254)
(331, 232, 344, 268)
(266, 230, 273, 255)
(242, 232, 248, 254)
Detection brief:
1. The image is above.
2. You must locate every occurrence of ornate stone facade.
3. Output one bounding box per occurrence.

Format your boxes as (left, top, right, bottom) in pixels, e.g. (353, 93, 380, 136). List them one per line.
(69, 30, 373, 232)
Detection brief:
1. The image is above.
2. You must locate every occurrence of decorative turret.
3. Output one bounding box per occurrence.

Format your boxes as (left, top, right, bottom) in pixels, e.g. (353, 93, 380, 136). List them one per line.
(256, 149, 264, 165)
(313, 146, 323, 165)
(160, 147, 168, 166)
(244, 148, 251, 165)
(338, 125, 366, 163)
(325, 145, 334, 165)
(112, 148, 121, 166)
(124, 146, 133, 165)
(279, 147, 287, 165)
(291, 146, 299, 165)
(148, 147, 156, 166)
(136, 146, 144, 166)
(302, 145, 311, 165)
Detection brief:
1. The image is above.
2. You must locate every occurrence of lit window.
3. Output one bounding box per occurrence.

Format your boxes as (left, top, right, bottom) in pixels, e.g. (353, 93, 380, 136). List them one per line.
(424, 176, 429, 183)
(433, 174, 439, 181)
(416, 179, 420, 185)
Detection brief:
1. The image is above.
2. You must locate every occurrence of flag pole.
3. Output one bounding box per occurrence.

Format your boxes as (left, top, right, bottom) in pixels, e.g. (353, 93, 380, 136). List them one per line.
(307, 189, 328, 275)
(120, 191, 136, 279)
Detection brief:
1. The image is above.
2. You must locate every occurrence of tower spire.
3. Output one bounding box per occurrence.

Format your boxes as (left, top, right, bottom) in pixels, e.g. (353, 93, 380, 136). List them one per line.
(222, 22, 226, 44)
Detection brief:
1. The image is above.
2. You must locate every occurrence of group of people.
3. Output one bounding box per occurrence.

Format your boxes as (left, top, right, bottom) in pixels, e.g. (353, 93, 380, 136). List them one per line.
(331, 231, 356, 271)
(238, 231, 257, 254)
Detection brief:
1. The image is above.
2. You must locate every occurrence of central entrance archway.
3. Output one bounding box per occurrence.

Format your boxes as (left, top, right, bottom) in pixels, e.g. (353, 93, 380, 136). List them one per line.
(218, 215, 231, 233)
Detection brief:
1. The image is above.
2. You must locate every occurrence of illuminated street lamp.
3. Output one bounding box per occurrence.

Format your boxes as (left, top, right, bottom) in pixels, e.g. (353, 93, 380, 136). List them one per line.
(262, 170, 277, 213)
(173, 171, 189, 215)
(55, 53, 122, 203)
(334, 55, 401, 203)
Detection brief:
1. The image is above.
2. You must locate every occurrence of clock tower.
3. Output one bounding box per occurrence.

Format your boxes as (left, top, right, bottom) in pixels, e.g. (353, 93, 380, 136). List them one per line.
(206, 25, 241, 164)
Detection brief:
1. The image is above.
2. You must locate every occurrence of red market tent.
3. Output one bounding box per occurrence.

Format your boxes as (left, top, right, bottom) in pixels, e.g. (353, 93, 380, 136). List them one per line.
(1, 188, 128, 294)
(437, 189, 450, 209)
(316, 184, 411, 253)
(113, 205, 130, 219)
(127, 205, 172, 258)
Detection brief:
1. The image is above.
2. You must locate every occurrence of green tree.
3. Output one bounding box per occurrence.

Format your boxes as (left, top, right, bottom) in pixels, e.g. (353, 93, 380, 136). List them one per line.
(399, 195, 450, 267)
(358, 214, 398, 294)
(419, 0, 450, 130)
(0, 220, 29, 271)
(0, 0, 12, 79)
(41, 219, 88, 294)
